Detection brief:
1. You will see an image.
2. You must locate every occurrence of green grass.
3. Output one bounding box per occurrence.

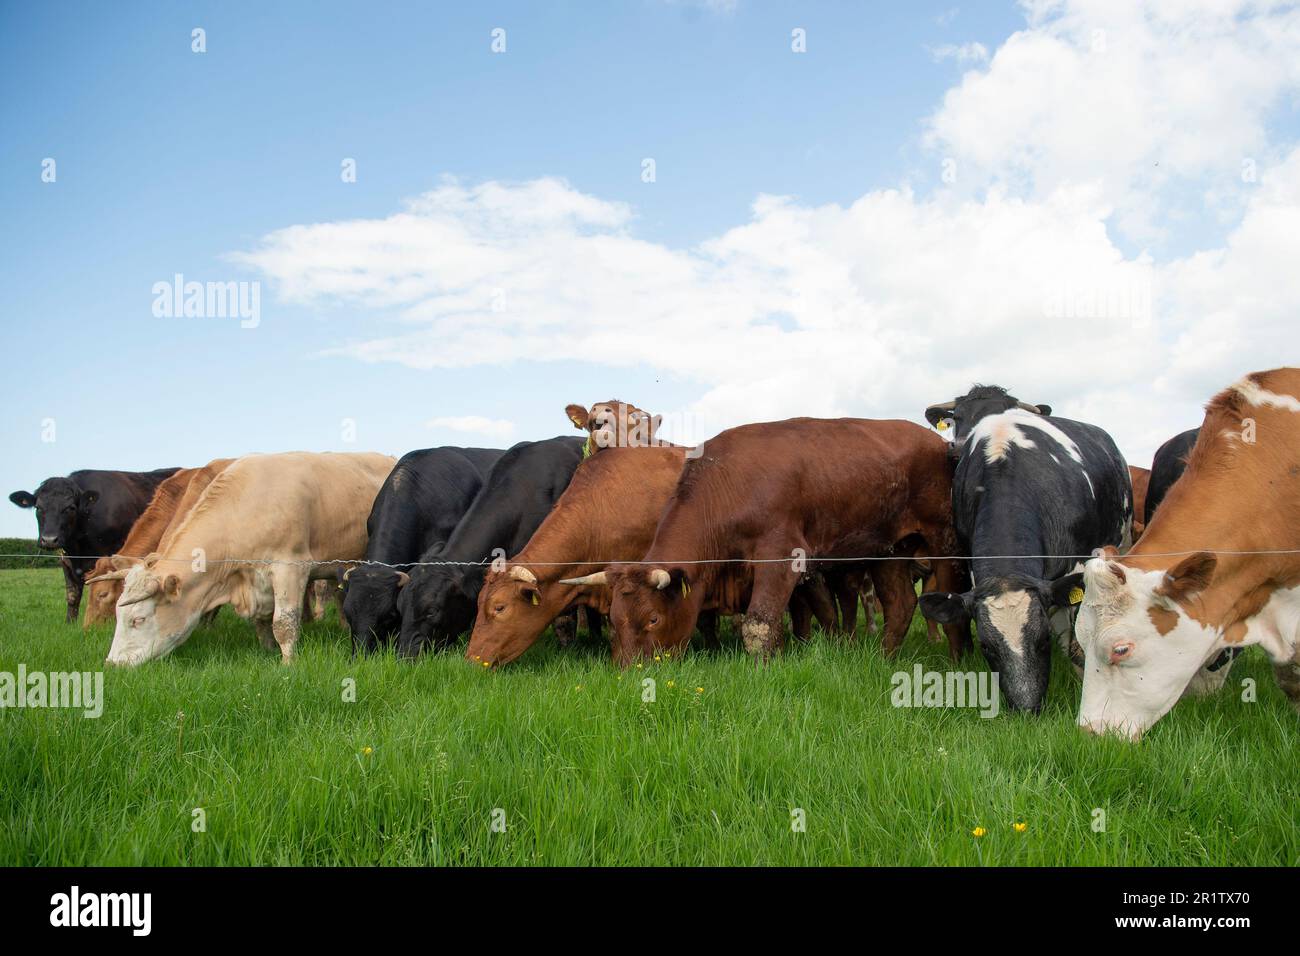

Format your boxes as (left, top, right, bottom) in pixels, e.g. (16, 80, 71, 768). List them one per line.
(1, 567, 1295, 865)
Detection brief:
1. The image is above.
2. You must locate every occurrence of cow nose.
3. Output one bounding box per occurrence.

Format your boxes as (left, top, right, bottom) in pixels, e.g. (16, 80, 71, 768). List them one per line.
(39, 536, 58, 549)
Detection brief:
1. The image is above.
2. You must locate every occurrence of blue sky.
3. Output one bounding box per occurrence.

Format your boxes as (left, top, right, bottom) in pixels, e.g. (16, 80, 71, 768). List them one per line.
(3, 0, 1299, 537)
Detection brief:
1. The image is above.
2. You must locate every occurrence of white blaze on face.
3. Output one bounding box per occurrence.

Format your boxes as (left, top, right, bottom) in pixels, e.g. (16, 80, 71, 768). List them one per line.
(1074, 559, 1221, 740)
(984, 590, 1032, 656)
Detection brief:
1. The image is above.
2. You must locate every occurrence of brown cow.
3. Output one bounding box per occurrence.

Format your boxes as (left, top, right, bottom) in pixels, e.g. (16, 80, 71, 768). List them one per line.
(1075, 368, 1300, 739)
(1128, 465, 1151, 540)
(564, 399, 664, 456)
(83, 458, 236, 627)
(603, 418, 967, 665)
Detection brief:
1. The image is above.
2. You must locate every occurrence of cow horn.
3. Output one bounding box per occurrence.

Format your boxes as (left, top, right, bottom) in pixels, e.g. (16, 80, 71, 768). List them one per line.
(118, 577, 162, 606)
(926, 400, 956, 412)
(342, 567, 353, 582)
(559, 571, 608, 587)
(649, 569, 671, 590)
(395, 571, 410, 588)
(85, 570, 128, 584)
(509, 565, 538, 584)
(1016, 400, 1043, 414)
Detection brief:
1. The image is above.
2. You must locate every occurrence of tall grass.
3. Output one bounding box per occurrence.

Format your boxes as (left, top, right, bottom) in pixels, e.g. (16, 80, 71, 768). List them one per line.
(0, 568, 1294, 865)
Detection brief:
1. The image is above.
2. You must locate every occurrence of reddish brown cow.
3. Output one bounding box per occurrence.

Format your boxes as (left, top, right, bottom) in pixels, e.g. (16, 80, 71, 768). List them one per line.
(603, 418, 968, 665)
(83, 458, 235, 626)
(565, 399, 664, 455)
(1128, 465, 1151, 540)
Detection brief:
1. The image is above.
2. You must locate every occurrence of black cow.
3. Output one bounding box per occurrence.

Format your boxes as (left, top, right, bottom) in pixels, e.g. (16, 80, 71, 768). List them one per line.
(919, 386, 1131, 712)
(9, 468, 180, 622)
(395, 436, 585, 658)
(1144, 427, 1199, 526)
(339, 446, 504, 653)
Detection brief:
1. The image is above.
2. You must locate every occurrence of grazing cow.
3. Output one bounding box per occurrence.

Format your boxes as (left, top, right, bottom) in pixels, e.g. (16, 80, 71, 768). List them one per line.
(466, 445, 687, 667)
(918, 386, 1132, 712)
(1144, 427, 1199, 526)
(9, 467, 180, 622)
(1075, 369, 1300, 740)
(924, 385, 1052, 462)
(602, 418, 967, 666)
(565, 399, 663, 455)
(1128, 466, 1151, 539)
(339, 446, 504, 653)
(83, 459, 236, 627)
(395, 436, 585, 657)
(103, 452, 395, 666)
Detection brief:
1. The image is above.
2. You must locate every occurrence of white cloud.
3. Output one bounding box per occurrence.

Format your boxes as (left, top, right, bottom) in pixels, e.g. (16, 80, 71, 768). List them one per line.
(929, 42, 989, 64)
(426, 415, 517, 440)
(234, 1, 1300, 467)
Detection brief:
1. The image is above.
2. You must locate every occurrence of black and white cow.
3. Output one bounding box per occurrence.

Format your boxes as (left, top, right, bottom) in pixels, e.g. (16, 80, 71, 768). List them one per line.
(9, 468, 180, 622)
(339, 446, 504, 653)
(920, 386, 1131, 712)
(1144, 427, 1198, 526)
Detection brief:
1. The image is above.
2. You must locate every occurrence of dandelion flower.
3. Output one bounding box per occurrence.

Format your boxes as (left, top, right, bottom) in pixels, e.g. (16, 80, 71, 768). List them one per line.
(362, 747, 373, 756)
(972, 827, 986, 838)
(1013, 822, 1027, 833)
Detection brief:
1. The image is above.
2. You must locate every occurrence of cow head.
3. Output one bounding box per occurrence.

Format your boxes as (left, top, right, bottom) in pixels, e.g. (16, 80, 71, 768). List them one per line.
(83, 555, 138, 627)
(337, 565, 410, 654)
(1074, 552, 1222, 741)
(604, 564, 701, 666)
(565, 399, 662, 454)
(924, 385, 1051, 460)
(394, 565, 475, 659)
(920, 571, 1083, 712)
(9, 477, 98, 550)
(104, 561, 200, 666)
(465, 564, 561, 667)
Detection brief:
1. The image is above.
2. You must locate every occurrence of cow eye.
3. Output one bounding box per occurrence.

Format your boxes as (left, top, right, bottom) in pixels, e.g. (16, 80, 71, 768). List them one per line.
(493, 604, 506, 615)
(648, 615, 660, 628)
(130, 617, 146, 628)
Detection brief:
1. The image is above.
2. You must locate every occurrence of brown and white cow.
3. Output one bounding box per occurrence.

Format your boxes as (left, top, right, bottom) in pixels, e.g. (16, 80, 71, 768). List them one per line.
(565, 399, 664, 456)
(104, 452, 394, 666)
(1128, 466, 1151, 540)
(83, 458, 236, 627)
(603, 418, 968, 666)
(1075, 369, 1300, 739)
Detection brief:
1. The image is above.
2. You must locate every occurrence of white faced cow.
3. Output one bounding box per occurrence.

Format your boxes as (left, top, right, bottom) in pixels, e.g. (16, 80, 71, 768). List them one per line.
(103, 452, 394, 666)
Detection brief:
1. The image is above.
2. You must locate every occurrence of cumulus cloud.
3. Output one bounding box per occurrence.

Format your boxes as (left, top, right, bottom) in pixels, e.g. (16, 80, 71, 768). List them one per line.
(929, 42, 989, 64)
(233, 1, 1300, 466)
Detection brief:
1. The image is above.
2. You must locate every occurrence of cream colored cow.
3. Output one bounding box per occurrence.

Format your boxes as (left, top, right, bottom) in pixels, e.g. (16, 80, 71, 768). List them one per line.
(105, 452, 395, 666)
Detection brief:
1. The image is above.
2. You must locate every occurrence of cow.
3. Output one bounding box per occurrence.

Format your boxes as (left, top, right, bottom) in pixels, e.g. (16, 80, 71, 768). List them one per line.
(918, 385, 1132, 713)
(395, 436, 585, 658)
(83, 459, 236, 627)
(339, 446, 504, 653)
(924, 385, 1052, 462)
(9, 467, 180, 622)
(565, 399, 663, 456)
(1128, 466, 1151, 539)
(1144, 427, 1199, 526)
(103, 452, 395, 666)
(1074, 369, 1300, 740)
(601, 418, 967, 667)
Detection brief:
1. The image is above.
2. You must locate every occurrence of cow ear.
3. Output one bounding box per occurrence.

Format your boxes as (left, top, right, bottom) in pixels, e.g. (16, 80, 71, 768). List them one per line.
(520, 583, 541, 606)
(81, 490, 99, 510)
(565, 404, 590, 430)
(1033, 404, 1051, 416)
(919, 591, 971, 624)
(9, 491, 35, 508)
(1156, 552, 1216, 603)
(923, 406, 948, 427)
(1047, 572, 1085, 608)
(162, 574, 182, 599)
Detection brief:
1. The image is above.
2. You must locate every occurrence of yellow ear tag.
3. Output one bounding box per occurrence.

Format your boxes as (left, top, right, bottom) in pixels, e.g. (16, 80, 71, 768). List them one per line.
(1069, 587, 1084, 605)
(936, 420, 949, 431)
(337, 583, 343, 591)
(681, 580, 690, 597)
(530, 592, 540, 606)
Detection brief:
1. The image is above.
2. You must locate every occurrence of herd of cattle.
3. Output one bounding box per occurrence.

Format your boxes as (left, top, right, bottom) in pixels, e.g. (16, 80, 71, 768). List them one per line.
(9, 369, 1300, 740)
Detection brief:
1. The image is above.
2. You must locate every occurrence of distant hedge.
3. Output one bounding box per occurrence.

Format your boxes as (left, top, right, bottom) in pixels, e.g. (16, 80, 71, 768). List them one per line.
(0, 539, 59, 570)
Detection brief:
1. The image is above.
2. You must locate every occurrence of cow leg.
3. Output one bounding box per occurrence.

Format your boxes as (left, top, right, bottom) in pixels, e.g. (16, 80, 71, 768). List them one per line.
(830, 570, 860, 639)
(788, 588, 813, 642)
(254, 615, 277, 651)
(870, 559, 917, 657)
(696, 611, 721, 650)
(1275, 654, 1300, 714)
(932, 558, 973, 661)
(554, 610, 577, 647)
(585, 607, 604, 644)
(271, 568, 309, 664)
(743, 562, 798, 660)
(859, 574, 879, 639)
(61, 557, 85, 624)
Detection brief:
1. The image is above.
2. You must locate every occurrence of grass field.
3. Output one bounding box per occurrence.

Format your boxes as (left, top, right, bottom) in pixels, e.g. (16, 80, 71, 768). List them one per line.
(1, 567, 1295, 866)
